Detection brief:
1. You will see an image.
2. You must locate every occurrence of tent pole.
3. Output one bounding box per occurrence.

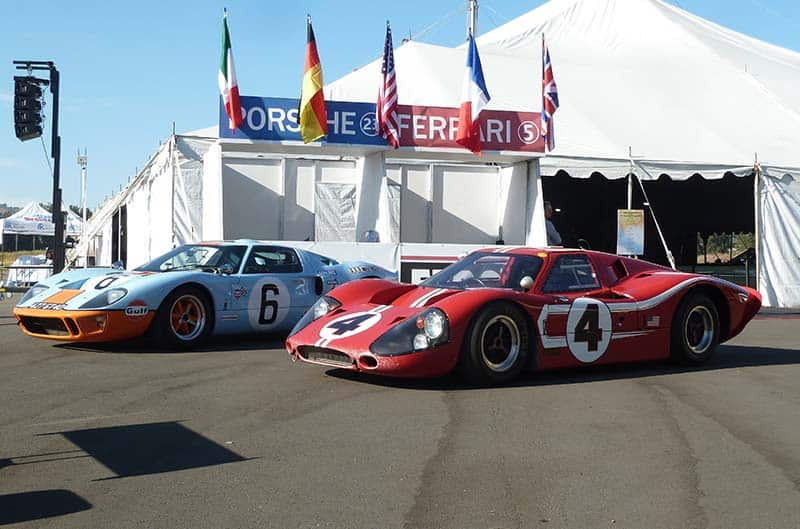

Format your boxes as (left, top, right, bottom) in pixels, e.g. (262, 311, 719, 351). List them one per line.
(753, 153, 761, 293)
(627, 146, 633, 209)
(632, 162, 676, 270)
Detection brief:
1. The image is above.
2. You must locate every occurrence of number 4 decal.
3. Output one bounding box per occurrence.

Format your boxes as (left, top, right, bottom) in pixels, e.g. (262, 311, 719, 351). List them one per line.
(566, 298, 612, 363)
(319, 311, 383, 341)
(574, 304, 603, 352)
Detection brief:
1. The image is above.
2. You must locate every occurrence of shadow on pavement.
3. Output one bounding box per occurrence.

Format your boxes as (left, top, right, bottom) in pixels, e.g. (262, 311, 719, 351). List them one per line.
(53, 334, 285, 354)
(324, 344, 800, 391)
(0, 489, 91, 525)
(38, 421, 253, 480)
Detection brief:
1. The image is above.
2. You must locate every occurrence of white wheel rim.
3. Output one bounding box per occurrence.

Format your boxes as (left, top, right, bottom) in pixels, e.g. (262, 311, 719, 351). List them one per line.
(480, 315, 521, 373)
(685, 305, 713, 354)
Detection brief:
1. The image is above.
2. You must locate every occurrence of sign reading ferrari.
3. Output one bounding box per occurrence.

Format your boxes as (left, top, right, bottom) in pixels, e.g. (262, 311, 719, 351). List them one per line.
(220, 96, 545, 152)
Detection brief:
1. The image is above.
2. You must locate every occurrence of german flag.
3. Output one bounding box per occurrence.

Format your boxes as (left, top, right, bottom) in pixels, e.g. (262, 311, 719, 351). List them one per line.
(299, 16, 327, 143)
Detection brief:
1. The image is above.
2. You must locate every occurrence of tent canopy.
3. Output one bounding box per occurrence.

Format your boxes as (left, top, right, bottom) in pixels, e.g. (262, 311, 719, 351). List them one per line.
(327, 0, 800, 178)
(0, 201, 84, 237)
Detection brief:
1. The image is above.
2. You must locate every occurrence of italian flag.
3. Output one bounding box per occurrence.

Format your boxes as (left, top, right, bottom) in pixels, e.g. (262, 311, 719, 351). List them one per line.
(218, 11, 243, 131)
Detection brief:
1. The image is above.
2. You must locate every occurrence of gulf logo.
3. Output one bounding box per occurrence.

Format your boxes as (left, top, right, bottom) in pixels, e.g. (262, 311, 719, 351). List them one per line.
(125, 300, 150, 318)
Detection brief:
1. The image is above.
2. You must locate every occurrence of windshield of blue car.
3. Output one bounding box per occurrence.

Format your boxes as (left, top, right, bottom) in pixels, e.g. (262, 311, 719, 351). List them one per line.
(421, 252, 544, 290)
(135, 245, 247, 273)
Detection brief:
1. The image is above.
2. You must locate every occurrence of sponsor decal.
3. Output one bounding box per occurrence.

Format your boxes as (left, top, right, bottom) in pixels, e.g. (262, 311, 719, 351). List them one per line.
(125, 300, 150, 317)
(348, 265, 378, 274)
(221, 96, 545, 153)
(30, 302, 65, 310)
(232, 286, 247, 299)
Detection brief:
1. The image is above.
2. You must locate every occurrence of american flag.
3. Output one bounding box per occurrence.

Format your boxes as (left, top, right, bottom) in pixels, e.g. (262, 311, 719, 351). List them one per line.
(377, 22, 399, 149)
(541, 35, 559, 152)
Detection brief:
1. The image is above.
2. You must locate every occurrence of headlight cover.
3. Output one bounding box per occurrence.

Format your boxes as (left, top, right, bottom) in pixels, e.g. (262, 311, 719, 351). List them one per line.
(370, 308, 449, 357)
(80, 288, 128, 309)
(19, 284, 49, 304)
(289, 296, 341, 337)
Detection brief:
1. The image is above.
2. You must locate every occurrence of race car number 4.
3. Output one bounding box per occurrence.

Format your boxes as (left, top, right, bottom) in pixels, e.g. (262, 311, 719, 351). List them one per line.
(319, 311, 382, 340)
(566, 298, 612, 363)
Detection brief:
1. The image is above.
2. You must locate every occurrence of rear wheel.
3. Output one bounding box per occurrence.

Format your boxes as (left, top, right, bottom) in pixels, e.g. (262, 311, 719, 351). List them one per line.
(153, 286, 213, 350)
(671, 293, 719, 364)
(458, 302, 530, 385)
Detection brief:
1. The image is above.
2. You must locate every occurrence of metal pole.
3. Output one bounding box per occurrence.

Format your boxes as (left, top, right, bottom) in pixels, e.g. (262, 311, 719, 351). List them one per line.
(627, 146, 633, 209)
(467, 0, 478, 37)
(753, 154, 761, 292)
(50, 65, 64, 273)
(77, 150, 88, 267)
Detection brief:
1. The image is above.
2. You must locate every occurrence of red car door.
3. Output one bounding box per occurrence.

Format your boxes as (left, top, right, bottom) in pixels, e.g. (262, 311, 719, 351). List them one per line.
(534, 253, 657, 369)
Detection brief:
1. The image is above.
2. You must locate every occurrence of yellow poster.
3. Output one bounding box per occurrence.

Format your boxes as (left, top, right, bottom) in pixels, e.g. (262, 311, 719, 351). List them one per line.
(617, 209, 644, 255)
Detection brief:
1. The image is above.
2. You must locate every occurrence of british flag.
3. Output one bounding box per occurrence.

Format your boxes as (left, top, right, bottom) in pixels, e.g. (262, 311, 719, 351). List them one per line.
(377, 22, 399, 149)
(541, 35, 559, 152)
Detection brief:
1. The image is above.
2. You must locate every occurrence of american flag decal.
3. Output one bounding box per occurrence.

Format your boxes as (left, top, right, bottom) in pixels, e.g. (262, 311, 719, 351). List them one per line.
(646, 315, 660, 328)
(377, 22, 399, 149)
(541, 35, 559, 152)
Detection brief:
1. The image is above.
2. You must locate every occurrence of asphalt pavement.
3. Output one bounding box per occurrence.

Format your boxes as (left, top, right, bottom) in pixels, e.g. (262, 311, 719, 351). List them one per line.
(1, 296, 799, 529)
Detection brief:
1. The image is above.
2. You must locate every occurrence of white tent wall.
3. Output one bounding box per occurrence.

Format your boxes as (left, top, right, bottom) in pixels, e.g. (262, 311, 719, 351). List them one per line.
(759, 167, 800, 308)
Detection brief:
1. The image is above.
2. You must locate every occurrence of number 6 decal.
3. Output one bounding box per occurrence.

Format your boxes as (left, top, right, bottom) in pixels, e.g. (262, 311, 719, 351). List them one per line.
(566, 298, 612, 362)
(259, 284, 279, 324)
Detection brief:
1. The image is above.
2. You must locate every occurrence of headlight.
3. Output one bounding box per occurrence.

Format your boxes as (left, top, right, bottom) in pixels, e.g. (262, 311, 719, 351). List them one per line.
(289, 296, 341, 337)
(80, 288, 128, 309)
(19, 284, 49, 304)
(370, 308, 449, 356)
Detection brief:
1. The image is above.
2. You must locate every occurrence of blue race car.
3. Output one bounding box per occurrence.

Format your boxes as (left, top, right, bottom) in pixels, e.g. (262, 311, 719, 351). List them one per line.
(14, 241, 396, 349)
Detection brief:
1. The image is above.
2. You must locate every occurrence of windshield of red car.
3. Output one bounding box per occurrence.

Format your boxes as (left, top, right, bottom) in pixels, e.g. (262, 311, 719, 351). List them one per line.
(421, 252, 544, 290)
(135, 245, 247, 273)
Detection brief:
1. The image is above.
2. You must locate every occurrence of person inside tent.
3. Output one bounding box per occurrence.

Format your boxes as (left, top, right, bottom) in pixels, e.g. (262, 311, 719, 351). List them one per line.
(545, 201, 562, 246)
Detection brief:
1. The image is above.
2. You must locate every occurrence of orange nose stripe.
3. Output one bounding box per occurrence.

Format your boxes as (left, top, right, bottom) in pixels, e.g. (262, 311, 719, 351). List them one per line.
(43, 289, 84, 304)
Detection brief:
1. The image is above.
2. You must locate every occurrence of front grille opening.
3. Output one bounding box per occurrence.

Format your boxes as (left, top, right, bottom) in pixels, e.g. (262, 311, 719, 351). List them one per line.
(20, 317, 69, 336)
(64, 318, 79, 335)
(298, 346, 354, 368)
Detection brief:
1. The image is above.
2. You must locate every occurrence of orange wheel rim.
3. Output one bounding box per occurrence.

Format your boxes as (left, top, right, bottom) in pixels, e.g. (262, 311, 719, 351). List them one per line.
(169, 294, 206, 341)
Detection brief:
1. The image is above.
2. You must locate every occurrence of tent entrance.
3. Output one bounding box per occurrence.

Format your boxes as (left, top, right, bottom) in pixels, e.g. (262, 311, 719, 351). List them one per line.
(542, 171, 755, 282)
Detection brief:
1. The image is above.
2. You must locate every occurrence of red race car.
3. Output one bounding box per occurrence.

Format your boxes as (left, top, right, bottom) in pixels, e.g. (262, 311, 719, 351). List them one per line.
(286, 248, 762, 385)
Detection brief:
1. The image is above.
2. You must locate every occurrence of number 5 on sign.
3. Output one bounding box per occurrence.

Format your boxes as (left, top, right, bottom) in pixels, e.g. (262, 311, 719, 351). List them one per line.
(566, 298, 613, 362)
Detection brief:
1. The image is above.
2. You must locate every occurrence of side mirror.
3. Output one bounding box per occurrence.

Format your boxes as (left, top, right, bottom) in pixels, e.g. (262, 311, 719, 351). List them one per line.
(111, 260, 125, 270)
(219, 263, 234, 275)
(519, 275, 534, 292)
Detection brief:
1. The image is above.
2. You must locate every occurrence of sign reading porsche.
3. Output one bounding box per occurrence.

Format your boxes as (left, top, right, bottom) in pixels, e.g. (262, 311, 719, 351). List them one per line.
(220, 96, 545, 152)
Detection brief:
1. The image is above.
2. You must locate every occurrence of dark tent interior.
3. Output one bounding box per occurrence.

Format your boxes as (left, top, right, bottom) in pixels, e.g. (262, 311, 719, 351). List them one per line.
(542, 171, 755, 269)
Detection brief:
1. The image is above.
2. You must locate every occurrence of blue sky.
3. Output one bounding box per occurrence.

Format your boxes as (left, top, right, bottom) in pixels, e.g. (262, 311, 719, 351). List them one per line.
(1, 0, 798, 209)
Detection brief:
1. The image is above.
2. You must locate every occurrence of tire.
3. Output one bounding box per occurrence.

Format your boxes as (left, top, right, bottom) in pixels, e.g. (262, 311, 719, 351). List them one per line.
(670, 293, 719, 364)
(152, 285, 214, 350)
(458, 302, 530, 385)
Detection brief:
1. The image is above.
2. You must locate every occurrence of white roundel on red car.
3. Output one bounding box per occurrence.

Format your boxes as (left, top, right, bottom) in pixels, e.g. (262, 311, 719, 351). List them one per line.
(566, 297, 613, 363)
(319, 311, 383, 341)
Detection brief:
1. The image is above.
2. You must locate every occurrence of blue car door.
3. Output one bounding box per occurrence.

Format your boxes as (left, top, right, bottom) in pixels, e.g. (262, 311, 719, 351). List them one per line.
(237, 246, 320, 333)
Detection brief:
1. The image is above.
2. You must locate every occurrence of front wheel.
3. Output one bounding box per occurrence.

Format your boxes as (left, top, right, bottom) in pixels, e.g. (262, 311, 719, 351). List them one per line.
(152, 286, 213, 350)
(458, 302, 530, 385)
(671, 293, 719, 364)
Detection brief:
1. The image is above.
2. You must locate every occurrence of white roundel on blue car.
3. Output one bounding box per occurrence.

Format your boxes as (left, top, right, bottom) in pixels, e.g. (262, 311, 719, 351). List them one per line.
(247, 277, 291, 330)
(566, 297, 613, 363)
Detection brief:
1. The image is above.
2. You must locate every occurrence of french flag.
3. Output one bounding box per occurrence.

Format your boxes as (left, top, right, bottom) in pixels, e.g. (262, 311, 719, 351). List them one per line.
(456, 34, 491, 155)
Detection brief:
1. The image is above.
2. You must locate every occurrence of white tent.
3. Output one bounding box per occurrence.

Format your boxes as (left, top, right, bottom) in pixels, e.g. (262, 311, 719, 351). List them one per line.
(0, 201, 83, 238)
(326, 0, 800, 307)
(81, 0, 800, 306)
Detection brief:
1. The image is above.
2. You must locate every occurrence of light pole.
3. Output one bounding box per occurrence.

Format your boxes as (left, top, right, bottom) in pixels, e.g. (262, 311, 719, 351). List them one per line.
(76, 149, 87, 267)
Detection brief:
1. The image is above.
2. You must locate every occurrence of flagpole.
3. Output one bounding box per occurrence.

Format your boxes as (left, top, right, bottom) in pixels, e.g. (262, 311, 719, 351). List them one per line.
(467, 0, 478, 38)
